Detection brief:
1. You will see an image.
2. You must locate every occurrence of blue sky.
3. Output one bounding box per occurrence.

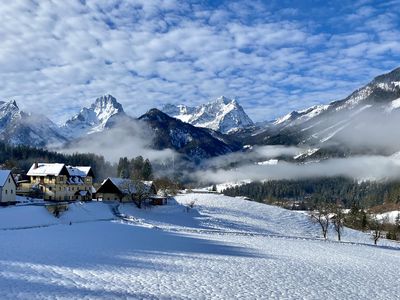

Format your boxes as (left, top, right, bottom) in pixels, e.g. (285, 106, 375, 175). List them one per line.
(0, 0, 399, 123)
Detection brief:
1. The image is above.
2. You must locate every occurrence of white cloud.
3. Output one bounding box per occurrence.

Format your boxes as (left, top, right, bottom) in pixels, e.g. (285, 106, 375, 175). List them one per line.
(0, 0, 398, 124)
(194, 156, 400, 184)
(62, 118, 178, 163)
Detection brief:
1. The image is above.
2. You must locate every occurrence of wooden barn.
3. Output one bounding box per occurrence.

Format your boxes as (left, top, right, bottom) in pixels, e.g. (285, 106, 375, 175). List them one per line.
(96, 177, 161, 204)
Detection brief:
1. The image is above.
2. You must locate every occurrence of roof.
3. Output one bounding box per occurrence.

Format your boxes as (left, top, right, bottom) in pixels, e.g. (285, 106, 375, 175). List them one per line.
(100, 178, 155, 195)
(0, 170, 14, 187)
(27, 163, 68, 177)
(27, 163, 93, 178)
(66, 166, 94, 177)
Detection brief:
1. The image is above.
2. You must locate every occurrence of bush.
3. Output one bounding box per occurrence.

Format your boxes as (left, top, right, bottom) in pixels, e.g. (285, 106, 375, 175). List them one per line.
(46, 204, 68, 218)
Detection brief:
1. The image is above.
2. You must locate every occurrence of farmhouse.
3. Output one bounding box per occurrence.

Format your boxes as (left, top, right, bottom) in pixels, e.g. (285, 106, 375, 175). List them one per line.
(96, 177, 161, 203)
(21, 163, 94, 201)
(0, 170, 17, 205)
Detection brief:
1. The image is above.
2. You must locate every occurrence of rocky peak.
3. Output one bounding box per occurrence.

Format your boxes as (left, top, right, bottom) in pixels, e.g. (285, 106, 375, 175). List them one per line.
(62, 94, 126, 138)
(214, 96, 232, 105)
(0, 100, 22, 122)
(91, 94, 123, 113)
(161, 96, 254, 134)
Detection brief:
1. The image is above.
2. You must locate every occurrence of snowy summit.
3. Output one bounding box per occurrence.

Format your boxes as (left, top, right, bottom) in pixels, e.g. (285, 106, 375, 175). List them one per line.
(61, 94, 125, 139)
(162, 96, 254, 134)
(0, 100, 67, 147)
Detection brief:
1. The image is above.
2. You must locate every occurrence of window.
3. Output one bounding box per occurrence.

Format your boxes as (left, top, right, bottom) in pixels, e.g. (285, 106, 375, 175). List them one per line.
(49, 187, 52, 191)
(5, 190, 7, 194)
(11, 190, 13, 194)
(8, 178, 10, 183)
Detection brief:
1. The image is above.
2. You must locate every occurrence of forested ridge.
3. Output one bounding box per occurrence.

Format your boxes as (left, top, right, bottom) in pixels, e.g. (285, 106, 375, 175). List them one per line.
(223, 177, 400, 208)
(0, 142, 115, 181)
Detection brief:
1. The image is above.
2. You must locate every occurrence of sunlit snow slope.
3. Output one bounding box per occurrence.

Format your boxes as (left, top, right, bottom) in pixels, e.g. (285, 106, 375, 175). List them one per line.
(0, 194, 399, 299)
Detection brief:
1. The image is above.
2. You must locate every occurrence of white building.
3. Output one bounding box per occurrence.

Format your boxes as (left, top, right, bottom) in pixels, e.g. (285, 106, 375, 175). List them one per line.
(0, 170, 17, 205)
(23, 163, 94, 201)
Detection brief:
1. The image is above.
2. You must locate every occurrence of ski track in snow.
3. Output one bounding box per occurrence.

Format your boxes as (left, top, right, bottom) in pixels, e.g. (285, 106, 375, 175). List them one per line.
(0, 194, 399, 299)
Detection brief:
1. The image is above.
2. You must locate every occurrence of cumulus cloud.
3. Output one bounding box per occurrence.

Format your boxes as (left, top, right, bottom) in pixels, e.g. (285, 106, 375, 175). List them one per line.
(0, 0, 399, 124)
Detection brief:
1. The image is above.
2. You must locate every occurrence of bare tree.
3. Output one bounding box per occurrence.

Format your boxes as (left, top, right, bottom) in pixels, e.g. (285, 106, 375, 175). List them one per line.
(331, 206, 345, 241)
(310, 203, 331, 239)
(153, 177, 179, 196)
(369, 216, 384, 245)
(131, 181, 150, 209)
(120, 180, 150, 209)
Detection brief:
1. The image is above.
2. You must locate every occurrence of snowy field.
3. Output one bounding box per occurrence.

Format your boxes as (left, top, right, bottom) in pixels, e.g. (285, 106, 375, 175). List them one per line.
(0, 194, 399, 299)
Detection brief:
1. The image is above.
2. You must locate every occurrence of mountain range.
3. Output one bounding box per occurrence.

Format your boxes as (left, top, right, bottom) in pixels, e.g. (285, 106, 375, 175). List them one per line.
(0, 94, 242, 162)
(1, 66, 400, 162)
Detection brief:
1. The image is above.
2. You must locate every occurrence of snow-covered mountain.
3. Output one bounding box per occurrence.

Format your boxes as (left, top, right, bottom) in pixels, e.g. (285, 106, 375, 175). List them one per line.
(0, 100, 67, 147)
(244, 66, 400, 155)
(61, 94, 125, 139)
(162, 96, 254, 134)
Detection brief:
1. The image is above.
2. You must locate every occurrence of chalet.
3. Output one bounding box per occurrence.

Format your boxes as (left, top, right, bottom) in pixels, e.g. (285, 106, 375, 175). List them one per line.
(0, 170, 17, 205)
(21, 163, 94, 201)
(96, 177, 162, 204)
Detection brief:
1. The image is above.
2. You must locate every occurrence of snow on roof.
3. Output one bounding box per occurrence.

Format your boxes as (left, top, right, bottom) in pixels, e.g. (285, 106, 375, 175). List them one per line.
(66, 166, 92, 177)
(76, 190, 90, 196)
(106, 178, 154, 194)
(27, 163, 66, 176)
(27, 163, 92, 178)
(67, 177, 84, 185)
(0, 170, 12, 187)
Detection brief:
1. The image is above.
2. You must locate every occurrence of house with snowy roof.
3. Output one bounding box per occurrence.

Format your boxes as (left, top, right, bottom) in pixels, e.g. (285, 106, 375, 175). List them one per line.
(21, 163, 94, 201)
(0, 170, 17, 205)
(96, 177, 162, 204)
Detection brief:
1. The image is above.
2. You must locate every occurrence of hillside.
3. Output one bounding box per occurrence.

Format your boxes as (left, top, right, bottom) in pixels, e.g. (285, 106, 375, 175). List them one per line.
(0, 194, 399, 299)
(241, 67, 400, 158)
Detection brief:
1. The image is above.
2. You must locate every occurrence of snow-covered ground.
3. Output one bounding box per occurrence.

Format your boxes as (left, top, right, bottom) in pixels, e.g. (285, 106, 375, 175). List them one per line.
(0, 194, 399, 299)
(376, 210, 400, 223)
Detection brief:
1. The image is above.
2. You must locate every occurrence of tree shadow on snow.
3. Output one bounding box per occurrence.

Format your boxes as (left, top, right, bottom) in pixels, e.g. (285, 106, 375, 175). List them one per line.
(0, 221, 269, 273)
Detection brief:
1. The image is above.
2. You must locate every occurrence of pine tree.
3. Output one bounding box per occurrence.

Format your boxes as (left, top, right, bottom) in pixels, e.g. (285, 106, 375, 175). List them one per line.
(142, 159, 153, 180)
(131, 156, 144, 180)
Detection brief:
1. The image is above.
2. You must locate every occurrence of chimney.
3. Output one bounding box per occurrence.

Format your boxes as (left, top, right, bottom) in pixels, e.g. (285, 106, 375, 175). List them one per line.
(34, 162, 38, 169)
